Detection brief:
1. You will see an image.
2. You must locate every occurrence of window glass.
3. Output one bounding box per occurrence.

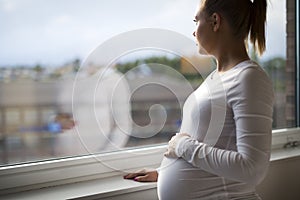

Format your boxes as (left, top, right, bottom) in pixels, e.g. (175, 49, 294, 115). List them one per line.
(0, 0, 291, 166)
(256, 0, 293, 129)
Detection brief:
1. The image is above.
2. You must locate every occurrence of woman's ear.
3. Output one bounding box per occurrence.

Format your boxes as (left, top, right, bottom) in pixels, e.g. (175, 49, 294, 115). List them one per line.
(211, 13, 221, 32)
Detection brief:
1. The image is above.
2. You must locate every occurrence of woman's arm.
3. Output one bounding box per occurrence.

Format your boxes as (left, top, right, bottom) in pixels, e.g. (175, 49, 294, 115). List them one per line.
(166, 67, 274, 185)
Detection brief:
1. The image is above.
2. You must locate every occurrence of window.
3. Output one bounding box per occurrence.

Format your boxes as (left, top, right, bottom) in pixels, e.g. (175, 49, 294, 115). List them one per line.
(0, 0, 297, 169)
(1, 0, 299, 197)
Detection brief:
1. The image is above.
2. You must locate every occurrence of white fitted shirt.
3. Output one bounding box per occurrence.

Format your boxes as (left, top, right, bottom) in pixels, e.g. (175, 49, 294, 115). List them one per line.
(157, 60, 274, 200)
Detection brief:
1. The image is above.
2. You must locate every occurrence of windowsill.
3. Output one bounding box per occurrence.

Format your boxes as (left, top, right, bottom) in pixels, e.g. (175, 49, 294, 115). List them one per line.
(270, 146, 300, 161)
(2, 147, 300, 200)
(0, 175, 157, 200)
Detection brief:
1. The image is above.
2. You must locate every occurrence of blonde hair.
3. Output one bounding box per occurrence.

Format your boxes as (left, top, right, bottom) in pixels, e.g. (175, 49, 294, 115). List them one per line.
(200, 0, 267, 55)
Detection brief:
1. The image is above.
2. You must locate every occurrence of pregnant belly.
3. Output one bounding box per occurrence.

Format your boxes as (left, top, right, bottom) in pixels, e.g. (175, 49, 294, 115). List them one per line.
(157, 157, 226, 200)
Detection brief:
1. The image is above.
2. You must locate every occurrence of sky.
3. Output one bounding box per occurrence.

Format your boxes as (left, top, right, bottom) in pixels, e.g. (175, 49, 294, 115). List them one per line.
(0, 0, 286, 67)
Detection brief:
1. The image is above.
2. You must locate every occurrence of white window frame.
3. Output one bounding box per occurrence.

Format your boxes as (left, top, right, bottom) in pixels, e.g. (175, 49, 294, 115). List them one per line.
(1, 0, 299, 197)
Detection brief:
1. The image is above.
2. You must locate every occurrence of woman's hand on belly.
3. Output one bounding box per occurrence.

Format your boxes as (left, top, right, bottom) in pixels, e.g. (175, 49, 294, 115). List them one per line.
(123, 168, 158, 182)
(164, 133, 191, 158)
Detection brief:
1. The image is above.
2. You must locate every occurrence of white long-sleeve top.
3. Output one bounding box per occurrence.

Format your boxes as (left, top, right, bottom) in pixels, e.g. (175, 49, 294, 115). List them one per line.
(157, 60, 274, 200)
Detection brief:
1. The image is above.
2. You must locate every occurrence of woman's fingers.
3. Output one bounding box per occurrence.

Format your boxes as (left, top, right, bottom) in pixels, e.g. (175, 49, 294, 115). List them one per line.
(123, 170, 158, 182)
(123, 172, 145, 179)
(133, 174, 149, 182)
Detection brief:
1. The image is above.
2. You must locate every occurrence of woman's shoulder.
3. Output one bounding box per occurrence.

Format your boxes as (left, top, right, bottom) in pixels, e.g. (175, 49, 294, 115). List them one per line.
(225, 60, 273, 96)
(227, 60, 274, 105)
(234, 60, 270, 83)
(219, 60, 270, 87)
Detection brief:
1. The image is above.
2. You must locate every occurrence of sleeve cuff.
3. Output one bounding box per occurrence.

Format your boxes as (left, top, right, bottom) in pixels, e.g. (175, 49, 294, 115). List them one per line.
(175, 136, 190, 157)
(176, 137, 206, 168)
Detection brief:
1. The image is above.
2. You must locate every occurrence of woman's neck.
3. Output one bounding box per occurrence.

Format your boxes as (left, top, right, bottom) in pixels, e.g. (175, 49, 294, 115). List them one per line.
(214, 41, 250, 72)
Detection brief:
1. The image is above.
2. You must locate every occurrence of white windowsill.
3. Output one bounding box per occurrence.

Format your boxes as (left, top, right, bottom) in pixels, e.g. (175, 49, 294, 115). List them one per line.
(271, 146, 300, 161)
(0, 128, 300, 199)
(2, 147, 300, 200)
(1, 175, 157, 200)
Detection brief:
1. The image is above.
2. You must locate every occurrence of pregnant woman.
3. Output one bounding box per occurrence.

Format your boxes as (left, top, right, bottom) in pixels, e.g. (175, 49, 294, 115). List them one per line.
(124, 0, 274, 199)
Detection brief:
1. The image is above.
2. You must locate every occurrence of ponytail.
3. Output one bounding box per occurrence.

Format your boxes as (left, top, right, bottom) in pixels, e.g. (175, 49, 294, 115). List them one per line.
(250, 0, 267, 55)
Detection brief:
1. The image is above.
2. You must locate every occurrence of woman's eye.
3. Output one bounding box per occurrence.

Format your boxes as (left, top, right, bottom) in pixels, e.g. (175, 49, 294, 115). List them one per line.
(193, 19, 198, 25)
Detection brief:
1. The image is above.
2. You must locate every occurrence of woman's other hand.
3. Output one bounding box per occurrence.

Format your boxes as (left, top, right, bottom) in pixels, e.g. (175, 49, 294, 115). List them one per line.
(164, 133, 191, 158)
(123, 168, 158, 182)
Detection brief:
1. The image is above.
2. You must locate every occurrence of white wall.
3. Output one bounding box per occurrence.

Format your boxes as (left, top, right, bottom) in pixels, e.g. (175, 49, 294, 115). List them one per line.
(257, 156, 300, 200)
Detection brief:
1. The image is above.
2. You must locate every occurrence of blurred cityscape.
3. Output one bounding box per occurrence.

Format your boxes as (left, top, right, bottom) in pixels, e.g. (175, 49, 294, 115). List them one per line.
(0, 55, 289, 165)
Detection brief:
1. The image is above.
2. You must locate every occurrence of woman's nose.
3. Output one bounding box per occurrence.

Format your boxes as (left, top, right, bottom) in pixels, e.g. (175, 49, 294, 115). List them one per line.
(193, 31, 196, 37)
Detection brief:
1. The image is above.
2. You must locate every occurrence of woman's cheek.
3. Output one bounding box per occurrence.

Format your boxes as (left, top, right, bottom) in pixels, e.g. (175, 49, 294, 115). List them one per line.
(196, 33, 208, 55)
